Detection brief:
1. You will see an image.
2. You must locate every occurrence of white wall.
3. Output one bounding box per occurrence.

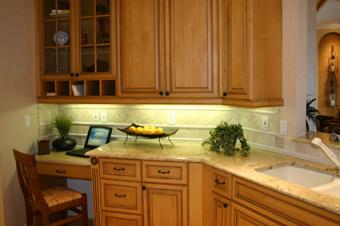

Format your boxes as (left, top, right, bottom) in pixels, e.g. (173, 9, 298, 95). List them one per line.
(279, 0, 309, 137)
(0, 0, 38, 225)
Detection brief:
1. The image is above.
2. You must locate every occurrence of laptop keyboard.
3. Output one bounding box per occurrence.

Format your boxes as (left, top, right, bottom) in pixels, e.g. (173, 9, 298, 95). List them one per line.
(65, 148, 91, 158)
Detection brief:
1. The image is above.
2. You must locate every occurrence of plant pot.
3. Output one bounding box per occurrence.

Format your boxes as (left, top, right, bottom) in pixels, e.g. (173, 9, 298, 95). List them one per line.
(52, 137, 76, 151)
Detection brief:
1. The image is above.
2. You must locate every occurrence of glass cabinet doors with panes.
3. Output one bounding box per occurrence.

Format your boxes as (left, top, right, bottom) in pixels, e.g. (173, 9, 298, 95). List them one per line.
(37, 0, 116, 101)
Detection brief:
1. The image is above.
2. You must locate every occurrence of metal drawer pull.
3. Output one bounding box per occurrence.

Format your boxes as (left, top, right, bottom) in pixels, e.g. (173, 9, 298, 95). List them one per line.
(114, 193, 126, 198)
(56, 169, 66, 174)
(113, 167, 125, 171)
(157, 170, 170, 174)
(214, 178, 226, 185)
(223, 203, 228, 208)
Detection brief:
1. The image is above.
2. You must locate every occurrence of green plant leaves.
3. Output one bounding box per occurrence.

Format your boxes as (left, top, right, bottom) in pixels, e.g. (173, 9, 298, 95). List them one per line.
(53, 113, 74, 139)
(202, 122, 250, 156)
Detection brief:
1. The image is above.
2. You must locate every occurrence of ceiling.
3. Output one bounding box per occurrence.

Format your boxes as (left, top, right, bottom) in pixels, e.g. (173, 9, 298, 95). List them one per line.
(317, 0, 340, 29)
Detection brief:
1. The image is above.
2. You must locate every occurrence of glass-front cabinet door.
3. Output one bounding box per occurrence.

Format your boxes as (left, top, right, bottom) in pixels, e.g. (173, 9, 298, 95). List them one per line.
(43, 0, 72, 75)
(79, 0, 112, 75)
(38, 0, 115, 99)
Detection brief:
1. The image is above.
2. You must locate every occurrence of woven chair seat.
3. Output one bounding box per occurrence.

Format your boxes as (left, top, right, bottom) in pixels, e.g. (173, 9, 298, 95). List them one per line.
(42, 186, 82, 208)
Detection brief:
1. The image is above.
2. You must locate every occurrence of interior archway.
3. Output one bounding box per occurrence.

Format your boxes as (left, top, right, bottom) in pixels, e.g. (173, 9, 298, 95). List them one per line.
(317, 32, 340, 117)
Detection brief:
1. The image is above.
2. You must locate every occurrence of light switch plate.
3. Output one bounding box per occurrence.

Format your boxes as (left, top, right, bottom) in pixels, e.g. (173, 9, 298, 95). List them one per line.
(262, 116, 269, 130)
(168, 112, 176, 125)
(24, 115, 31, 128)
(92, 112, 99, 122)
(100, 111, 107, 122)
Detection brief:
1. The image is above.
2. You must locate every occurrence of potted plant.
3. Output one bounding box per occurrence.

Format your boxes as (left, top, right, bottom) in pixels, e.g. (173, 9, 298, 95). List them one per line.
(306, 98, 319, 132)
(203, 122, 250, 156)
(51, 113, 76, 151)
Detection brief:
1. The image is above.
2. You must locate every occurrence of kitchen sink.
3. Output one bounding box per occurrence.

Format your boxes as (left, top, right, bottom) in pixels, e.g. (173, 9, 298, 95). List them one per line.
(312, 178, 340, 199)
(258, 165, 340, 198)
(259, 165, 335, 188)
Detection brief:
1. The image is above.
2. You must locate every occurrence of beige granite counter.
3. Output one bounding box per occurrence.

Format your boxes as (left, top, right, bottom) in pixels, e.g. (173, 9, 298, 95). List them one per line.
(86, 139, 340, 215)
(294, 131, 340, 150)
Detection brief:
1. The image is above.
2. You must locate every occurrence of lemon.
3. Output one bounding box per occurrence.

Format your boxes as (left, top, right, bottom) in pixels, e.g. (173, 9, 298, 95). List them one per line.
(135, 127, 143, 134)
(128, 126, 136, 133)
(155, 127, 164, 134)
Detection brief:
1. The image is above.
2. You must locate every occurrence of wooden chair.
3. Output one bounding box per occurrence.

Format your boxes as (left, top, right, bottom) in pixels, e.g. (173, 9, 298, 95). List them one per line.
(13, 149, 88, 226)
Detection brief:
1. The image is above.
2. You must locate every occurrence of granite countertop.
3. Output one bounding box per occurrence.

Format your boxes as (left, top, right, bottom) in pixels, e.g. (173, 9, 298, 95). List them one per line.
(294, 131, 340, 150)
(86, 139, 340, 215)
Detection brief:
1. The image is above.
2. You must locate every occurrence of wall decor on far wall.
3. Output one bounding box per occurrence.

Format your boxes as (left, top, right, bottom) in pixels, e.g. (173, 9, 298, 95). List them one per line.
(327, 45, 338, 107)
(318, 32, 340, 117)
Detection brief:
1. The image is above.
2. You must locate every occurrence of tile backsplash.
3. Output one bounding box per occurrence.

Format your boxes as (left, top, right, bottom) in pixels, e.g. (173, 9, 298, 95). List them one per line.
(38, 104, 340, 166)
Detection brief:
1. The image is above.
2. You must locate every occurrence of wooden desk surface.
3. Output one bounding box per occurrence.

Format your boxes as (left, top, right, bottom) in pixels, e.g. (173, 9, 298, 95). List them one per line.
(36, 151, 92, 180)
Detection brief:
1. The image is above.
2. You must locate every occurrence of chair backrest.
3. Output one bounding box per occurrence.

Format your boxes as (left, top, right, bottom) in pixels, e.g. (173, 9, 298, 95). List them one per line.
(13, 149, 46, 210)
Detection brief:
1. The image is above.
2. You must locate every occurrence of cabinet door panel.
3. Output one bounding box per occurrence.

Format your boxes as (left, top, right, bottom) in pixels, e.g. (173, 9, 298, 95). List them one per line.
(212, 193, 231, 226)
(226, 0, 250, 99)
(143, 183, 187, 226)
(167, 0, 218, 97)
(231, 203, 280, 226)
(118, 0, 164, 96)
(102, 212, 143, 226)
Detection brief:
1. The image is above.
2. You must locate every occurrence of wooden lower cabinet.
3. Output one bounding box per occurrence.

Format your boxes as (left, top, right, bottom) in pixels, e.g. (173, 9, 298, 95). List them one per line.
(143, 183, 188, 226)
(102, 212, 143, 226)
(212, 193, 231, 226)
(94, 159, 340, 226)
(231, 203, 280, 226)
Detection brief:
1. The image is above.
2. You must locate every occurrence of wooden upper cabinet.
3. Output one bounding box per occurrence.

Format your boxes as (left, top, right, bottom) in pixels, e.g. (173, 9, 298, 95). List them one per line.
(221, 0, 283, 107)
(117, 0, 219, 98)
(37, 0, 116, 99)
(166, 0, 218, 98)
(117, 0, 165, 97)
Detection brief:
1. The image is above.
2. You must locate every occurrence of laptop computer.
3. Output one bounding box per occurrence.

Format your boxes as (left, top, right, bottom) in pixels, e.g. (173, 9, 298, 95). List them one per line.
(66, 126, 112, 158)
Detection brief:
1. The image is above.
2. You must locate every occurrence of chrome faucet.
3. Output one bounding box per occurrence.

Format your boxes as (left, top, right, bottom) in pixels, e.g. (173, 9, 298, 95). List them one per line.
(312, 137, 340, 169)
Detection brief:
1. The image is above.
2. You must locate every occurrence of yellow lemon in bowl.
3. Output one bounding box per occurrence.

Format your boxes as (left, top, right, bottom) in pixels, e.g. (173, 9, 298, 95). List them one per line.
(155, 127, 164, 135)
(128, 126, 136, 133)
(135, 127, 143, 134)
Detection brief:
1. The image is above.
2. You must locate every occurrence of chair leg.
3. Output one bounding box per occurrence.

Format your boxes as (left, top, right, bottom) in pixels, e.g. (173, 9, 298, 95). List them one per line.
(41, 210, 49, 226)
(25, 201, 34, 226)
(81, 193, 88, 226)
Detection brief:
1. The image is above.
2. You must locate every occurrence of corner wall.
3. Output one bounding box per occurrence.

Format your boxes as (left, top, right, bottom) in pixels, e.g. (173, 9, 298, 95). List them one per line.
(0, 0, 39, 225)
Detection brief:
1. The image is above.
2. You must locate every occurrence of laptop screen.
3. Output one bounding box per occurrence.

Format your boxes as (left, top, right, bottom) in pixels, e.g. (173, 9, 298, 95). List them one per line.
(85, 126, 112, 148)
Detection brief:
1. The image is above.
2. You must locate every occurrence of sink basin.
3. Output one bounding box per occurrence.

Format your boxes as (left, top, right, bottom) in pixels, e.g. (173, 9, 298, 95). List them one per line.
(312, 178, 340, 198)
(259, 165, 335, 188)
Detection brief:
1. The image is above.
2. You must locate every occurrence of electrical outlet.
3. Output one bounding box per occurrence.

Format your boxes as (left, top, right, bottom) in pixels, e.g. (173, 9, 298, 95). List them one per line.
(24, 115, 31, 128)
(92, 112, 99, 122)
(168, 112, 176, 125)
(262, 116, 269, 130)
(280, 120, 288, 135)
(100, 111, 107, 123)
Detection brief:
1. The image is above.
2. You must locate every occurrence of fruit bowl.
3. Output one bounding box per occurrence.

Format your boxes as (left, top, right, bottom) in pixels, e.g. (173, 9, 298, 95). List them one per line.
(117, 123, 178, 139)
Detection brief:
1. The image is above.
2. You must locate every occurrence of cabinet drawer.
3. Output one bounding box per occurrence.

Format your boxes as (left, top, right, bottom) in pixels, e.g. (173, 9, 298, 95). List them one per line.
(101, 212, 142, 226)
(211, 168, 231, 198)
(100, 158, 141, 181)
(142, 161, 188, 185)
(101, 180, 142, 215)
(232, 176, 340, 226)
(36, 162, 91, 180)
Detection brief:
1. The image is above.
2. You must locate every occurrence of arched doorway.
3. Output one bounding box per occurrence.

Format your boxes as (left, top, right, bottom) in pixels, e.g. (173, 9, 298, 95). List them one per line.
(318, 32, 340, 117)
